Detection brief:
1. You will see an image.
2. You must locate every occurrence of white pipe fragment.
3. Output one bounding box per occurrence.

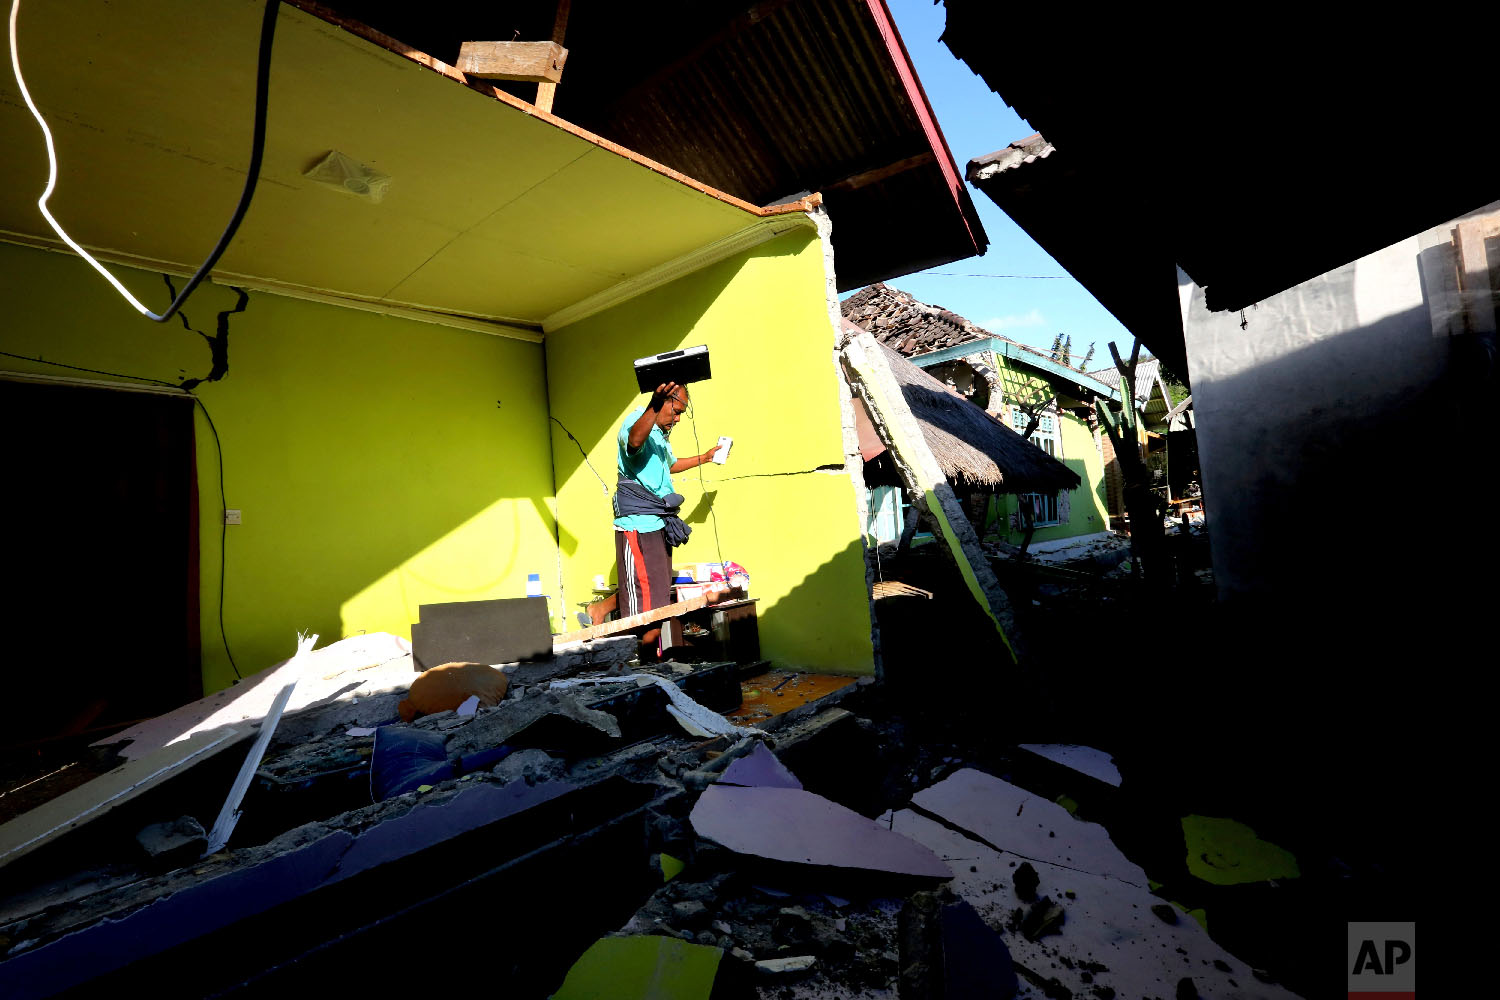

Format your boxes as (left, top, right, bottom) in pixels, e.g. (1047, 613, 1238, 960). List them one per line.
(550, 674, 767, 740)
(202, 632, 317, 856)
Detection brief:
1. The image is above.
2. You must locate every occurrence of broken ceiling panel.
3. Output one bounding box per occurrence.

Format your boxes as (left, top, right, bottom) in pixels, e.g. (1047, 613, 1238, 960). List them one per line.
(911, 768, 1148, 885)
(718, 742, 803, 790)
(689, 784, 950, 880)
(98, 632, 414, 760)
(1017, 744, 1123, 788)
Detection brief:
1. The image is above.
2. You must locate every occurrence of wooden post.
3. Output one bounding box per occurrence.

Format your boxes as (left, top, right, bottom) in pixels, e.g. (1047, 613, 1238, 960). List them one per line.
(456, 41, 568, 83)
(535, 0, 571, 113)
(1455, 218, 1497, 336)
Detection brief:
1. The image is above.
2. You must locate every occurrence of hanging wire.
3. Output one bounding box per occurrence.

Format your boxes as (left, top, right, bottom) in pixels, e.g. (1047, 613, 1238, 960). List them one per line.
(7, 0, 279, 323)
(550, 416, 610, 495)
(684, 396, 727, 570)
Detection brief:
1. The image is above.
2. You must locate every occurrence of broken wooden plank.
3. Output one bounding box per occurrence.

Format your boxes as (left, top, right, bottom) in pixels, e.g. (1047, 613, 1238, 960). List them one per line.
(456, 40, 568, 83)
(553, 592, 720, 644)
(826, 151, 936, 194)
(1455, 217, 1498, 335)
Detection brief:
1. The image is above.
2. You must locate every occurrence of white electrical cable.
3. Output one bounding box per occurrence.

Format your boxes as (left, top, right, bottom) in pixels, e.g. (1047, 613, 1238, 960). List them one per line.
(8, 0, 153, 316)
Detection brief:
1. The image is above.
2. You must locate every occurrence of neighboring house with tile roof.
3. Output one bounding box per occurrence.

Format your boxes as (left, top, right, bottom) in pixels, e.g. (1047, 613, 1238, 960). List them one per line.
(842, 283, 1122, 545)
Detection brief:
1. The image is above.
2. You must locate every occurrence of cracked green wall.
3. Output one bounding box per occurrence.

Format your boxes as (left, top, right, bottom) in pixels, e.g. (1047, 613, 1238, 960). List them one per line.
(0, 242, 558, 693)
(545, 227, 874, 674)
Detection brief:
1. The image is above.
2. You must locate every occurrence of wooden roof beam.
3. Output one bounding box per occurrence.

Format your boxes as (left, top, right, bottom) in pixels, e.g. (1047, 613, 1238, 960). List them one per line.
(825, 151, 935, 194)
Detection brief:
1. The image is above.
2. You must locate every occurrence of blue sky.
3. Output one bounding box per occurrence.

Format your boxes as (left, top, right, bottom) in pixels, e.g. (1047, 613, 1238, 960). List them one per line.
(850, 0, 1131, 364)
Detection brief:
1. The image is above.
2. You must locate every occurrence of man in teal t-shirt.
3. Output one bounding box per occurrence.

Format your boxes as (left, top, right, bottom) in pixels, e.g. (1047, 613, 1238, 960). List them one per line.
(613, 382, 722, 632)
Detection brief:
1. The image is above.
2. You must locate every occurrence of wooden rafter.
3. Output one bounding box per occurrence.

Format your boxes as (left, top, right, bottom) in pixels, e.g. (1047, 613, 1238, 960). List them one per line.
(534, 0, 571, 113)
(825, 151, 935, 194)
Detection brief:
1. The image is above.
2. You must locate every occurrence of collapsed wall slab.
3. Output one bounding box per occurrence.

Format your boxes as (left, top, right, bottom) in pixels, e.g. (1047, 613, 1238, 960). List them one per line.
(838, 332, 1020, 661)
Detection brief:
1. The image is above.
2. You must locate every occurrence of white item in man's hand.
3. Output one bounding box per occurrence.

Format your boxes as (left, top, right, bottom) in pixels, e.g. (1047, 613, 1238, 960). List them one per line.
(713, 436, 732, 464)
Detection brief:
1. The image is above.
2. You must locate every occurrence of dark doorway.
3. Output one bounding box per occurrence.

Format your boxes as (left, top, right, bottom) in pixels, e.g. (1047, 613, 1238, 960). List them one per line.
(1, 379, 201, 746)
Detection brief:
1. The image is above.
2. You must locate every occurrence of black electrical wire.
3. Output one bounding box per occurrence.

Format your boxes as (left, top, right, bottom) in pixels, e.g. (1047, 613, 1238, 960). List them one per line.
(192, 394, 242, 679)
(140, 0, 279, 324)
(1, 350, 242, 679)
(0, 348, 177, 386)
(550, 416, 610, 495)
(685, 397, 727, 571)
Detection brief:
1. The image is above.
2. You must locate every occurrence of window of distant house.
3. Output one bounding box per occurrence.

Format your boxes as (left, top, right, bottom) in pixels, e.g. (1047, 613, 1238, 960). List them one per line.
(1018, 492, 1061, 526)
(1011, 406, 1060, 457)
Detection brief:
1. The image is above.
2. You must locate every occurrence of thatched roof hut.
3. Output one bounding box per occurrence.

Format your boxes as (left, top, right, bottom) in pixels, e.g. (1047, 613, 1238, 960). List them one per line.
(857, 332, 1082, 495)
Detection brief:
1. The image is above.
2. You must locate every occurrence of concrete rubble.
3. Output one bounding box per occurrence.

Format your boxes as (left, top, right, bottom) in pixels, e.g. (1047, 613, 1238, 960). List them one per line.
(549, 736, 1307, 1000)
(0, 626, 1316, 1000)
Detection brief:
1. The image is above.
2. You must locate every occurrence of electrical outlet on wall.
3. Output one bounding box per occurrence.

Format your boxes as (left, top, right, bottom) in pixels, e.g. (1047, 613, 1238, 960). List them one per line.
(224, 509, 242, 525)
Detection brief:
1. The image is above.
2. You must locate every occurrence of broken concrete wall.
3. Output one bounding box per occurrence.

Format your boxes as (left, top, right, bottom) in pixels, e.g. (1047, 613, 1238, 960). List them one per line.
(0, 243, 560, 693)
(839, 333, 1020, 662)
(543, 220, 875, 674)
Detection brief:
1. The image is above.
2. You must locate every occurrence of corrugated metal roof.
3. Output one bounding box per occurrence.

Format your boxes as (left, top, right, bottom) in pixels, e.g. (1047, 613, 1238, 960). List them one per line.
(1087, 359, 1176, 417)
(1088, 358, 1163, 404)
(322, 0, 987, 290)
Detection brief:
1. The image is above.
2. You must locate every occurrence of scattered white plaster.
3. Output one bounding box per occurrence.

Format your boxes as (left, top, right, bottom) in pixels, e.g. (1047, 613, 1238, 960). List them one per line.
(912, 769, 1146, 884)
(891, 808, 1300, 1000)
(1018, 744, 1122, 787)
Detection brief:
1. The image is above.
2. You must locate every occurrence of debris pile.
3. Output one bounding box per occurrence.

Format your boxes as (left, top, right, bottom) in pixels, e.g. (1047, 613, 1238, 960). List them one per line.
(1, 623, 1309, 999)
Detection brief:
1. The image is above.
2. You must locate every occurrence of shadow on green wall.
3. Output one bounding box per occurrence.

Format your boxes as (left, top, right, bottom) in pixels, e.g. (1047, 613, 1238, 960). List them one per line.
(751, 535, 874, 674)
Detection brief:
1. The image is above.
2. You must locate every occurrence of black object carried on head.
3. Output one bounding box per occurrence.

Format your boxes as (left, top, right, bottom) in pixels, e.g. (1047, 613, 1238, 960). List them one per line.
(634, 345, 711, 393)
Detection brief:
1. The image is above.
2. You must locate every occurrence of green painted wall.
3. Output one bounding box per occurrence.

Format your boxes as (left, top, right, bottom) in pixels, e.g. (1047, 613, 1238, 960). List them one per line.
(984, 353, 1110, 544)
(545, 227, 874, 674)
(0, 242, 558, 693)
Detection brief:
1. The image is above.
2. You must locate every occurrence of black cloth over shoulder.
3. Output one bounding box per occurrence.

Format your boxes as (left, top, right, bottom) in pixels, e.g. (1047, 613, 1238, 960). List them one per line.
(614, 478, 691, 548)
